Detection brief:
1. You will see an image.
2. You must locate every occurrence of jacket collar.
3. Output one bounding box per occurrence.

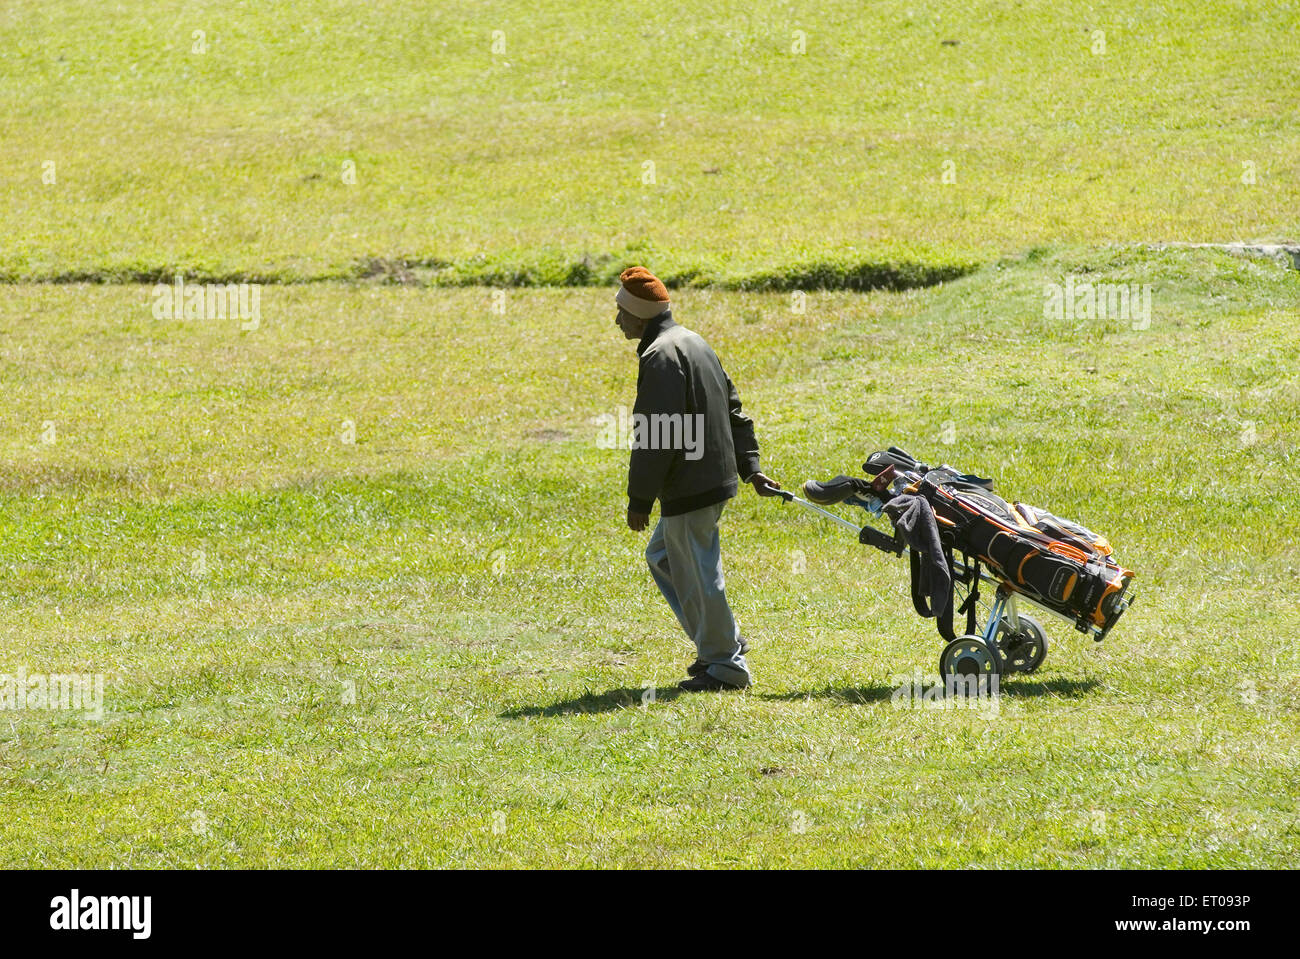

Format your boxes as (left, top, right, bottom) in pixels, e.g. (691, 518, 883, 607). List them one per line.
(636, 309, 675, 356)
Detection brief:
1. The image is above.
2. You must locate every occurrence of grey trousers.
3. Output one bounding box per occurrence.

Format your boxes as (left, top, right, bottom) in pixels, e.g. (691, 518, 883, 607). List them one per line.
(645, 501, 751, 686)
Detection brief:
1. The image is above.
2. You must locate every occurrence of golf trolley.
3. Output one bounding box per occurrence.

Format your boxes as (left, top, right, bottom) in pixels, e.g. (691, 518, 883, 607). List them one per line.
(776, 449, 1136, 682)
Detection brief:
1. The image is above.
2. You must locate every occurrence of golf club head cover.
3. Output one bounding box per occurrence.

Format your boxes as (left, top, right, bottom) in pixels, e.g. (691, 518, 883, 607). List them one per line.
(802, 475, 873, 505)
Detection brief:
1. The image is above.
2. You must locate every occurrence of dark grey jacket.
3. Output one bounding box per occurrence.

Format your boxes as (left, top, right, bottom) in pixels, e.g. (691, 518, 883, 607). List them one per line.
(627, 311, 761, 517)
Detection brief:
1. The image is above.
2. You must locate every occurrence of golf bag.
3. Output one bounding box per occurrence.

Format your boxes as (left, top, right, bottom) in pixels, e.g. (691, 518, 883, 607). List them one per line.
(860, 448, 1133, 639)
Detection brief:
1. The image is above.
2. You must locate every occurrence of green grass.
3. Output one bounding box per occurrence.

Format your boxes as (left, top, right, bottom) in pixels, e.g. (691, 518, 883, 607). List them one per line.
(2, 247, 1298, 866)
(2, 0, 1298, 283)
(2, 0, 1297, 869)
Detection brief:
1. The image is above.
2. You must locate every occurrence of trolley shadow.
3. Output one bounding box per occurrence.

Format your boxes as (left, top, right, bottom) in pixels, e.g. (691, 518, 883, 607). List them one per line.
(758, 676, 1098, 704)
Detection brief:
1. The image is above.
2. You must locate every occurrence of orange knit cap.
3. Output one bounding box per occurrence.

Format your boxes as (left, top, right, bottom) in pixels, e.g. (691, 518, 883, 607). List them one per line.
(616, 266, 671, 319)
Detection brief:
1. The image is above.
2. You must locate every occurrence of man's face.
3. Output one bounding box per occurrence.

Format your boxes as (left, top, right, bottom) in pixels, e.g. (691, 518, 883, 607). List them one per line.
(614, 306, 647, 341)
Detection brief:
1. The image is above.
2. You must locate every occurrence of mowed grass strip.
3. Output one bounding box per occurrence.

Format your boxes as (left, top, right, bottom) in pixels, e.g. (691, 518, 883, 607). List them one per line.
(1, 248, 1298, 866)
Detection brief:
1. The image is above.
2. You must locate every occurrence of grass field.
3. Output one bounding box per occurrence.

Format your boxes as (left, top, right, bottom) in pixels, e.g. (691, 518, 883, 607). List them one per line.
(2, 1, 1298, 868)
(2, 247, 1297, 867)
(2, 0, 1298, 283)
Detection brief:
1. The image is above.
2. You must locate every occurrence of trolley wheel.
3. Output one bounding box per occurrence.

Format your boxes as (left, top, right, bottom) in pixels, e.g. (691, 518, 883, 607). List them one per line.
(997, 615, 1049, 674)
(939, 635, 1003, 688)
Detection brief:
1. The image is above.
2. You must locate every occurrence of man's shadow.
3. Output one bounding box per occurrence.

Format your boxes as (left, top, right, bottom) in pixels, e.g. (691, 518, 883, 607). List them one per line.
(500, 676, 1098, 718)
(500, 686, 682, 719)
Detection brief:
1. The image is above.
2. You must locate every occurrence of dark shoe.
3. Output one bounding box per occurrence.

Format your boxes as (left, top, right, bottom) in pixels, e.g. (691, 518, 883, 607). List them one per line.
(679, 672, 751, 692)
(688, 638, 751, 677)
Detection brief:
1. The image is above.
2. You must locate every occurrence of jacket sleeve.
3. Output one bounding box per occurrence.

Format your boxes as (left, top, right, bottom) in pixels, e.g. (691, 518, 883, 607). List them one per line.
(726, 372, 762, 480)
(627, 351, 686, 513)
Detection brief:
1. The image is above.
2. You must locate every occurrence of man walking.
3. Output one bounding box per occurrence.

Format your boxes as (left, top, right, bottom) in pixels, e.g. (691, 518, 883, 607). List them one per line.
(614, 266, 781, 692)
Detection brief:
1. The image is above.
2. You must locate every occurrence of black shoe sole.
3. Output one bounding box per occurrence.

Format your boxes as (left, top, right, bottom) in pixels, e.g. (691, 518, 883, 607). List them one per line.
(678, 677, 751, 692)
